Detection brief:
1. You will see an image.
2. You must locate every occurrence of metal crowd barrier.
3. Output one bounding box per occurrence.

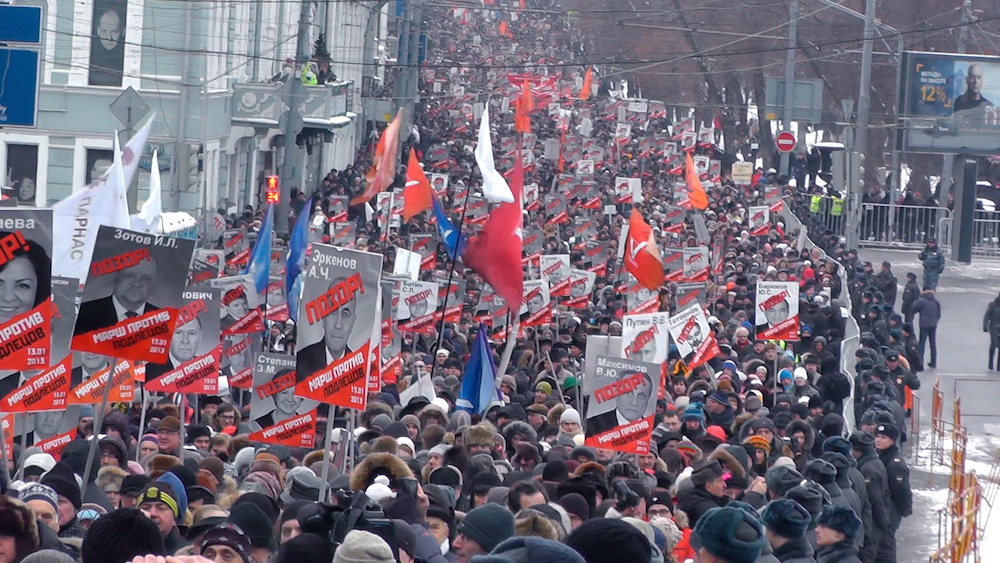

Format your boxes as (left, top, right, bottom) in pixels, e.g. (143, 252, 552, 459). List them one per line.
(795, 194, 952, 250)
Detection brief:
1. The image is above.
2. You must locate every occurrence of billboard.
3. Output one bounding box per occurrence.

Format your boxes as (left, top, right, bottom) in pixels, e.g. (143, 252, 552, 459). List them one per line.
(900, 51, 1000, 153)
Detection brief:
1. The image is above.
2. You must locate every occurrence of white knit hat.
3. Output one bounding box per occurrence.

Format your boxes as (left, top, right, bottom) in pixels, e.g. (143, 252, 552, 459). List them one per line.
(559, 408, 581, 425)
(333, 530, 395, 563)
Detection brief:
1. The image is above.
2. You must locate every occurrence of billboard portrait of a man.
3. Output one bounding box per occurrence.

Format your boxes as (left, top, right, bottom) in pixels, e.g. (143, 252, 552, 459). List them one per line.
(954, 63, 993, 114)
(88, 0, 127, 86)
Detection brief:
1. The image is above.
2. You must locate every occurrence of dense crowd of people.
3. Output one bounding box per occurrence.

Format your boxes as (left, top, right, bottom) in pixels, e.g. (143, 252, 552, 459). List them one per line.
(0, 2, 927, 563)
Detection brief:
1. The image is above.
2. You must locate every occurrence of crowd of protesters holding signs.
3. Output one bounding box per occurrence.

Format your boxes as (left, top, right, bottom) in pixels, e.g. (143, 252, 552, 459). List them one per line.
(0, 1, 923, 563)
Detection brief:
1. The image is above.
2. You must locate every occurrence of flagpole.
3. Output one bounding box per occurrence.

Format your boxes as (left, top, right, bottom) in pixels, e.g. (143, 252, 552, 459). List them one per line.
(430, 186, 474, 381)
(81, 358, 119, 497)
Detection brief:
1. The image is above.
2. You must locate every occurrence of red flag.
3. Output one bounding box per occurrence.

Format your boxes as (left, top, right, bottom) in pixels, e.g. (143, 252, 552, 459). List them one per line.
(579, 67, 593, 100)
(499, 21, 514, 39)
(557, 129, 566, 173)
(515, 79, 532, 134)
(352, 109, 403, 205)
(625, 208, 665, 290)
(402, 148, 432, 221)
(684, 152, 709, 210)
(464, 146, 525, 309)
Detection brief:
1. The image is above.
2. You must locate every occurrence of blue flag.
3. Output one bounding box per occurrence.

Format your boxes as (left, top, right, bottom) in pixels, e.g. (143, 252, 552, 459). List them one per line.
(243, 204, 273, 294)
(285, 197, 313, 322)
(432, 195, 467, 261)
(456, 323, 501, 414)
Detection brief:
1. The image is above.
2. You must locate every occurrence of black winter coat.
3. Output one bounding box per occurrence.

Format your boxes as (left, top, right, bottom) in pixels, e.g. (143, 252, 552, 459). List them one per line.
(816, 540, 863, 563)
(676, 486, 728, 527)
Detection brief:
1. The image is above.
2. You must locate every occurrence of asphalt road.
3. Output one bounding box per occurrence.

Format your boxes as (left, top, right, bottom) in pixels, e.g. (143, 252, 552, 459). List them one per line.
(859, 248, 1000, 559)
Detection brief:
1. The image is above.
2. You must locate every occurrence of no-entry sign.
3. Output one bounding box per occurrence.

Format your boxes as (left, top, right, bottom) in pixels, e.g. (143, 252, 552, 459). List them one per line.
(776, 131, 796, 152)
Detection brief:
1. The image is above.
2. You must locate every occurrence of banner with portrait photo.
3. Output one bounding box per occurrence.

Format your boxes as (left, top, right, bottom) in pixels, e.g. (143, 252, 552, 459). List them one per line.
(270, 248, 288, 277)
(748, 205, 770, 236)
(145, 288, 221, 395)
(540, 254, 570, 297)
(1, 356, 72, 413)
(329, 196, 349, 222)
(67, 356, 137, 405)
(583, 355, 658, 454)
(667, 304, 719, 369)
(411, 234, 436, 271)
(429, 174, 449, 197)
(620, 313, 669, 364)
(189, 249, 224, 284)
(294, 245, 382, 410)
(222, 334, 257, 390)
(681, 246, 710, 282)
(397, 279, 439, 335)
(249, 352, 318, 448)
(211, 275, 264, 336)
(0, 209, 54, 371)
(49, 276, 79, 362)
(380, 279, 401, 384)
(675, 282, 707, 310)
(329, 222, 356, 248)
(71, 227, 194, 362)
(264, 277, 288, 322)
(626, 274, 658, 314)
(565, 269, 595, 309)
(755, 281, 799, 340)
(25, 405, 85, 457)
(520, 279, 552, 327)
(223, 230, 250, 268)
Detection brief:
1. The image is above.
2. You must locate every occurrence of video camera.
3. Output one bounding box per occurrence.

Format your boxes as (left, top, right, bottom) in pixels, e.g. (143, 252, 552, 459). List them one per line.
(298, 489, 400, 561)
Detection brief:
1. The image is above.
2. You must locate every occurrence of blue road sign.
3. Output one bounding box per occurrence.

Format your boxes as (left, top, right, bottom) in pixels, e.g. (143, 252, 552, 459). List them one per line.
(0, 49, 40, 128)
(0, 5, 43, 44)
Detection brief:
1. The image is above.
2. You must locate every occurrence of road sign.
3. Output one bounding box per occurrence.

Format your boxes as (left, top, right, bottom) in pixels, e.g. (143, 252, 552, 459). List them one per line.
(776, 131, 796, 153)
(110, 87, 151, 129)
(0, 5, 42, 44)
(0, 48, 40, 128)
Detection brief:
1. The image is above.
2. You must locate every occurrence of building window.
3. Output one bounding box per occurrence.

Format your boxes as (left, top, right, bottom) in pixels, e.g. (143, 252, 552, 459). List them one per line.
(5, 144, 39, 206)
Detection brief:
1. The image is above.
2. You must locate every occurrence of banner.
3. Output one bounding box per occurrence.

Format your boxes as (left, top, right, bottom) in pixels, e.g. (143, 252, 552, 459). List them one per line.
(397, 279, 439, 335)
(294, 245, 382, 410)
(380, 279, 401, 383)
(264, 277, 289, 322)
(211, 275, 265, 336)
(26, 406, 83, 457)
(748, 205, 770, 236)
(620, 312, 669, 364)
(540, 254, 570, 297)
(329, 196, 349, 222)
(583, 355, 657, 454)
(681, 246, 710, 282)
(329, 222, 356, 248)
(249, 352, 318, 448)
(189, 249, 224, 284)
(223, 229, 250, 267)
(755, 281, 800, 340)
(732, 162, 753, 185)
(222, 334, 257, 390)
(626, 275, 658, 314)
(0, 209, 54, 371)
(519, 279, 551, 327)
(1, 356, 71, 413)
(67, 355, 137, 404)
(565, 268, 595, 309)
(667, 304, 719, 369)
(675, 282, 707, 309)
(71, 227, 194, 362)
(49, 276, 79, 362)
(145, 288, 221, 394)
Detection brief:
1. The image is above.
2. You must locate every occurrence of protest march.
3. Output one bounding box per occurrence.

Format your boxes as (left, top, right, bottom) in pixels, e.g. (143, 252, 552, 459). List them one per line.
(0, 1, 924, 563)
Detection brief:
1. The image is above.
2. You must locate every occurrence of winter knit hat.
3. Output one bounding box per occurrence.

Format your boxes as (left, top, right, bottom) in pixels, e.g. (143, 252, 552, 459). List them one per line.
(21, 550, 76, 563)
(691, 507, 765, 563)
(17, 482, 58, 513)
(689, 460, 724, 487)
(80, 507, 166, 563)
(471, 536, 586, 563)
(137, 478, 185, 520)
(273, 531, 334, 563)
(201, 523, 254, 563)
(565, 518, 652, 563)
(333, 530, 394, 563)
(559, 408, 581, 425)
(763, 465, 803, 498)
(0, 496, 39, 561)
(40, 462, 81, 510)
(455, 503, 515, 552)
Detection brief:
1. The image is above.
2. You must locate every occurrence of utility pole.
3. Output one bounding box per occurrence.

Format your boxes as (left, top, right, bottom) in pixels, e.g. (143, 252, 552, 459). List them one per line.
(277, 1, 312, 236)
(779, 0, 797, 176)
(941, 0, 972, 205)
(845, 0, 876, 250)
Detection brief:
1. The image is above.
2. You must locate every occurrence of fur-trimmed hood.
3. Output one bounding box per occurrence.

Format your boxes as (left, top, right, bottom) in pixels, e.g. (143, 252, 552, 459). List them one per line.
(463, 422, 496, 447)
(708, 446, 747, 479)
(0, 496, 39, 559)
(349, 452, 414, 492)
(786, 419, 815, 452)
(572, 461, 606, 479)
(501, 421, 537, 449)
(96, 465, 128, 493)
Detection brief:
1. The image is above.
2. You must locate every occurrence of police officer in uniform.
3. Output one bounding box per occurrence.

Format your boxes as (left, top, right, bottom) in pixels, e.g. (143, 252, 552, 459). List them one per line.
(850, 431, 891, 563)
(874, 423, 912, 563)
(885, 351, 920, 415)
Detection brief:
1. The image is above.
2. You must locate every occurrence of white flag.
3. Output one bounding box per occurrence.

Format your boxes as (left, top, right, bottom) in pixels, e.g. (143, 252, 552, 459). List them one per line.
(474, 107, 514, 204)
(131, 150, 163, 233)
(52, 114, 155, 280)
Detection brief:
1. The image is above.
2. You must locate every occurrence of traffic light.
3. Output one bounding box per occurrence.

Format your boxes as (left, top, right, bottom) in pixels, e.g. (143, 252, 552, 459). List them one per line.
(853, 152, 865, 193)
(265, 176, 279, 203)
